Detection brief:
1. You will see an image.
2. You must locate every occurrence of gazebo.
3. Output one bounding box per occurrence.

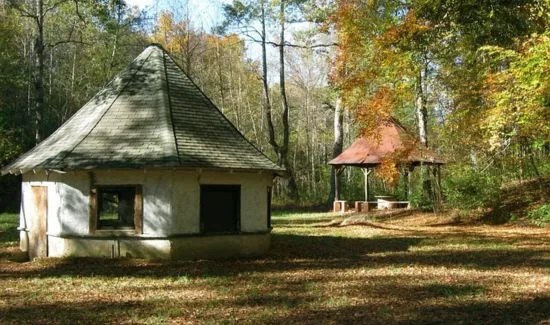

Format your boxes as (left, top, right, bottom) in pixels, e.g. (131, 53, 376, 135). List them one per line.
(329, 118, 444, 213)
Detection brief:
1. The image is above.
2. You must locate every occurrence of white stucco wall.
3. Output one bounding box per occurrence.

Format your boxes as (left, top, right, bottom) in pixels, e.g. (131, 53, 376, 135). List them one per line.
(93, 170, 174, 236)
(20, 169, 274, 250)
(22, 172, 91, 237)
(171, 171, 200, 234)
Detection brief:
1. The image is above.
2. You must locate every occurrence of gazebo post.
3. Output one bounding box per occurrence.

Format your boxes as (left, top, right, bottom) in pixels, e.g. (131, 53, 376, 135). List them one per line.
(437, 165, 442, 196)
(333, 166, 347, 213)
(362, 168, 371, 202)
(334, 166, 342, 201)
(434, 164, 443, 210)
(406, 165, 414, 200)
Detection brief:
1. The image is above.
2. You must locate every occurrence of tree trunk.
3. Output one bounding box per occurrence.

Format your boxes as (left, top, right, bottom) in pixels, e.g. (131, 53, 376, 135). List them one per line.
(260, 0, 276, 150)
(216, 40, 226, 112)
(415, 70, 428, 146)
(66, 46, 77, 122)
(328, 98, 343, 203)
(277, 0, 298, 200)
(416, 67, 432, 204)
(34, 0, 45, 144)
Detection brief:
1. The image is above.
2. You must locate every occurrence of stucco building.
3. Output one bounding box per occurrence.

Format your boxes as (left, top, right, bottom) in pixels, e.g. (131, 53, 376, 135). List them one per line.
(1, 44, 283, 259)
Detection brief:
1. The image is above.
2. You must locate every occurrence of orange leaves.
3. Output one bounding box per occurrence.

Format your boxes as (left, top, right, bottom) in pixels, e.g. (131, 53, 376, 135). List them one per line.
(376, 157, 401, 187)
(363, 86, 394, 117)
(331, 1, 422, 140)
(355, 86, 395, 134)
(375, 133, 417, 188)
(377, 10, 431, 51)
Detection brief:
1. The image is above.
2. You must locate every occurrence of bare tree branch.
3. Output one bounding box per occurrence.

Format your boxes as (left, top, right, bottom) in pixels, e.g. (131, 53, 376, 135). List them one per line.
(246, 37, 338, 50)
(44, 0, 70, 16)
(49, 38, 92, 48)
(73, 0, 86, 23)
(8, 0, 39, 22)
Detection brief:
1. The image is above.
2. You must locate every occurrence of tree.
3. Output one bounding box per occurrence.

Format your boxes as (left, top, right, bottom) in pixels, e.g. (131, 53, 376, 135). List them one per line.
(327, 97, 342, 203)
(9, 0, 84, 143)
(222, 0, 302, 200)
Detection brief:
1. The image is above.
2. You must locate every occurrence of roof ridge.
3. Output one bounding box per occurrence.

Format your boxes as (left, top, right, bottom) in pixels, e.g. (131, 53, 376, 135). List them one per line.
(55, 49, 155, 167)
(160, 47, 283, 171)
(161, 50, 182, 165)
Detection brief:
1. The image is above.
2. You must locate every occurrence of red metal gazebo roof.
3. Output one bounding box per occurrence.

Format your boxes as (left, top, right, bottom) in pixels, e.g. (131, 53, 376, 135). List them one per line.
(329, 118, 444, 167)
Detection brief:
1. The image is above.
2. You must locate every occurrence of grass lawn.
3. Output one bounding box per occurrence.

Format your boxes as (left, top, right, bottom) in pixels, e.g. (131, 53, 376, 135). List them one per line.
(1, 211, 550, 324)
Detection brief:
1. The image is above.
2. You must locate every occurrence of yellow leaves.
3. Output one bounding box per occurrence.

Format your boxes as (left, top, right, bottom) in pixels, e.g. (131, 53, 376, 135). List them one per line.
(151, 11, 199, 55)
(480, 33, 550, 150)
(330, 0, 371, 87)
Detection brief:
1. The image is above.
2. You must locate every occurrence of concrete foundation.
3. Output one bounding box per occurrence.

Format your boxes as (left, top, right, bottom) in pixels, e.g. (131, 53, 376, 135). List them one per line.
(41, 232, 269, 259)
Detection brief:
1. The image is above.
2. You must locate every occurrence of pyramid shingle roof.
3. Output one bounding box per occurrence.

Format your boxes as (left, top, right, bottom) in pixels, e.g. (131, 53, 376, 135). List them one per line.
(2, 45, 283, 175)
(329, 118, 444, 167)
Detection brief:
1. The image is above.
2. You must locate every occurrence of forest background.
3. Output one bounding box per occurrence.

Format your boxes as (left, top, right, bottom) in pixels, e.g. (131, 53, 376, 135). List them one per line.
(0, 0, 548, 218)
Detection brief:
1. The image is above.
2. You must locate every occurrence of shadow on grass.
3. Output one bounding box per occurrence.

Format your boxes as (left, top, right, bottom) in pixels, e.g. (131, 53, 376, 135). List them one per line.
(1, 231, 549, 324)
(0, 230, 18, 244)
(270, 234, 422, 259)
(0, 300, 153, 324)
(0, 279, 550, 324)
(272, 217, 340, 226)
(259, 294, 550, 325)
(1, 231, 548, 281)
(0, 234, 422, 279)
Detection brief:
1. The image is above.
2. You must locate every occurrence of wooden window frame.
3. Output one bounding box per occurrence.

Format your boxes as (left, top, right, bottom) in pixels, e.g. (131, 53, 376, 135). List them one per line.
(267, 186, 272, 229)
(89, 185, 143, 234)
(200, 184, 241, 234)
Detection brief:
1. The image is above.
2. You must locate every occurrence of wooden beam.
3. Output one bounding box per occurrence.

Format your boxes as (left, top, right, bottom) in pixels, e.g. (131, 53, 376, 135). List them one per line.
(407, 165, 414, 200)
(334, 166, 345, 201)
(89, 187, 97, 234)
(134, 185, 143, 234)
(334, 170, 340, 201)
(362, 168, 372, 202)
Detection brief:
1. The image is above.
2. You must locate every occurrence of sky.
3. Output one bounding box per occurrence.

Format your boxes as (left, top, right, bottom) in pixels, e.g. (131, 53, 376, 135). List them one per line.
(126, 0, 270, 67)
(124, 0, 330, 84)
(126, 0, 230, 32)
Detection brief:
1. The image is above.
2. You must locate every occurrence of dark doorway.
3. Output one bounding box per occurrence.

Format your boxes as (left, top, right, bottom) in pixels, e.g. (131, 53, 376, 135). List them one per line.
(200, 185, 240, 234)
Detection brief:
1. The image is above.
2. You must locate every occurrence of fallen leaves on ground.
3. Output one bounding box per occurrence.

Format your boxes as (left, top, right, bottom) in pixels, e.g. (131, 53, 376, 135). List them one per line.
(1, 211, 550, 324)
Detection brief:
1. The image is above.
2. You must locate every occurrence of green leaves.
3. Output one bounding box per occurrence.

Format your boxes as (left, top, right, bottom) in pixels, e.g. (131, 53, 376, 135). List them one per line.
(481, 33, 550, 151)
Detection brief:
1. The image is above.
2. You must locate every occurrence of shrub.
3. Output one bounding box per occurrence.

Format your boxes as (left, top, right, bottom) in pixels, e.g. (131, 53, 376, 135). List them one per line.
(527, 204, 550, 227)
(409, 189, 433, 210)
(443, 166, 501, 210)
